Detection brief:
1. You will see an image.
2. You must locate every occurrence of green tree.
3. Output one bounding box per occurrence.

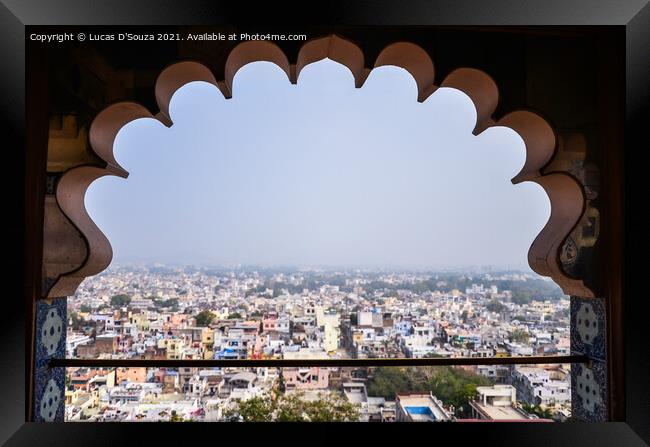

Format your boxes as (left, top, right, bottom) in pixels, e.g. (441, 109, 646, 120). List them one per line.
(225, 392, 359, 422)
(169, 410, 185, 422)
(166, 299, 180, 312)
(195, 310, 216, 327)
(511, 290, 533, 305)
(275, 393, 306, 421)
(69, 311, 84, 331)
(227, 312, 242, 319)
(155, 298, 179, 309)
(110, 294, 131, 308)
(303, 394, 359, 422)
(366, 367, 412, 399)
(367, 366, 492, 415)
(486, 299, 505, 313)
(226, 396, 274, 422)
(510, 328, 530, 344)
(79, 304, 92, 313)
(522, 403, 553, 419)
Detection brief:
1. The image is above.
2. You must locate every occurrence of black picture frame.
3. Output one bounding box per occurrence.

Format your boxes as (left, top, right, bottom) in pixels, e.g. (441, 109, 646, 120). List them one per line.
(2, 1, 648, 445)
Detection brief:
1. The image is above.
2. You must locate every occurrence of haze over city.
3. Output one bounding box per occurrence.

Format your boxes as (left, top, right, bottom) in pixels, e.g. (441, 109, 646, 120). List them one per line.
(85, 59, 550, 270)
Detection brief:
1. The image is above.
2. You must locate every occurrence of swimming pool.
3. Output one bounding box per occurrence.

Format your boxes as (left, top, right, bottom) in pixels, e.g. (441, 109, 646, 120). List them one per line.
(405, 406, 436, 420)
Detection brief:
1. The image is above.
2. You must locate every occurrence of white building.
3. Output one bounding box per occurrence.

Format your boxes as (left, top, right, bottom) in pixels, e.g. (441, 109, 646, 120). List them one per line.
(323, 312, 340, 353)
(512, 366, 571, 407)
(395, 393, 453, 422)
(66, 332, 93, 357)
(469, 385, 531, 420)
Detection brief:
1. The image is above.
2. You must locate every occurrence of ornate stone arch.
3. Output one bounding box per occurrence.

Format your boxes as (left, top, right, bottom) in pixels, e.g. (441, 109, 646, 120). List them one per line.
(42, 34, 595, 300)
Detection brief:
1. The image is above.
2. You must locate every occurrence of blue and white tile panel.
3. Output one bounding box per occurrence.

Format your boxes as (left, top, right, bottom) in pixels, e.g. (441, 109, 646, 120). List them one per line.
(33, 297, 67, 422)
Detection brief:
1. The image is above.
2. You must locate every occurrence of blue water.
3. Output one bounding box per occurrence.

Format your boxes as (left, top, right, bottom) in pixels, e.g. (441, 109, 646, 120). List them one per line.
(405, 406, 435, 419)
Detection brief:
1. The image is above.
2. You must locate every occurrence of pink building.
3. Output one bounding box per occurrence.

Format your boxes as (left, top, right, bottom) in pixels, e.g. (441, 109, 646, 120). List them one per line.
(263, 312, 290, 334)
(116, 367, 147, 384)
(263, 313, 279, 332)
(283, 367, 329, 390)
(169, 314, 190, 327)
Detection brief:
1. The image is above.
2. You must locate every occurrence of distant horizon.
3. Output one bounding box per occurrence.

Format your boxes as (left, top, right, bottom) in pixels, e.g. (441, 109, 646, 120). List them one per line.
(105, 260, 543, 275)
(108, 256, 535, 273)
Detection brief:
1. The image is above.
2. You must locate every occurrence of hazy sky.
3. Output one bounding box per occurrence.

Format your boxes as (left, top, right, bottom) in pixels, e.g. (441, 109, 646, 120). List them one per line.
(85, 59, 550, 270)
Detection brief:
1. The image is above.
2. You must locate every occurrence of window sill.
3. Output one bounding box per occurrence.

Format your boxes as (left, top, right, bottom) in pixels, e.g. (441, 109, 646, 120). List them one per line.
(5, 421, 648, 447)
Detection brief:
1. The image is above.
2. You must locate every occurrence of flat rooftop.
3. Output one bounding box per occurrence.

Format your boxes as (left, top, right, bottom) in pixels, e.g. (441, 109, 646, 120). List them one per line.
(397, 394, 450, 422)
(470, 401, 528, 420)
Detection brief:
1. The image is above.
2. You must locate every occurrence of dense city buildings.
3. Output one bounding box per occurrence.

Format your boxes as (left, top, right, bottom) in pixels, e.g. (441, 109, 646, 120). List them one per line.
(65, 265, 571, 422)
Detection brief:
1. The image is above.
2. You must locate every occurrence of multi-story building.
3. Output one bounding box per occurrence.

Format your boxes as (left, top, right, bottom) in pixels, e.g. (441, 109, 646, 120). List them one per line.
(66, 332, 93, 357)
(282, 367, 329, 391)
(116, 367, 148, 385)
(95, 333, 119, 355)
(323, 311, 340, 353)
(468, 385, 532, 421)
(512, 365, 571, 408)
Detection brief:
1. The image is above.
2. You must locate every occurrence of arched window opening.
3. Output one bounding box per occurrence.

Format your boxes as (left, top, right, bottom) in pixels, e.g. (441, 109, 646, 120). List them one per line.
(61, 57, 578, 422)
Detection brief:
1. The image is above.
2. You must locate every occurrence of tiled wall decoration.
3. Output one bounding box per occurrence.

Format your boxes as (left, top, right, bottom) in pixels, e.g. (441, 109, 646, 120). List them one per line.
(33, 297, 67, 422)
(571, 361, 608, 422)
(571, 295, 608, 421)
(34, 366, 65, 422)
(571, 296, 606, 362)
(41, 305, 64, 356)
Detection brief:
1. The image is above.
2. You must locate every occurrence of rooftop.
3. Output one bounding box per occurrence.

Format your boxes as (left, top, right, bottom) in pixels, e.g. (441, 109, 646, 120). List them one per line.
(397, 394, 452, 422)
(470, 401, 529, 420)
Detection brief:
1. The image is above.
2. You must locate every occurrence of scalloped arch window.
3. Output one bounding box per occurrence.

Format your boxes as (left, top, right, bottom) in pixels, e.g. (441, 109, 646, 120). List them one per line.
(45, 35, 593, 299)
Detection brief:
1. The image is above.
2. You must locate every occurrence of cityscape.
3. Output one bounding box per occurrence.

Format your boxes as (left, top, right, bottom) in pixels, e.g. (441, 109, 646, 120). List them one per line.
(65, 265, 572, 422)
